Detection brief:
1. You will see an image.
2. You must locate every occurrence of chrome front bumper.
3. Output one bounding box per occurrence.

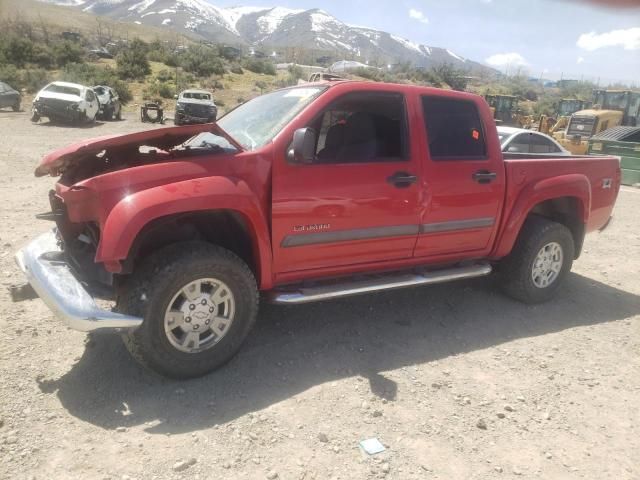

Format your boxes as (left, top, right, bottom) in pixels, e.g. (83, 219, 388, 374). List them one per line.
(15, 230, 143, 332)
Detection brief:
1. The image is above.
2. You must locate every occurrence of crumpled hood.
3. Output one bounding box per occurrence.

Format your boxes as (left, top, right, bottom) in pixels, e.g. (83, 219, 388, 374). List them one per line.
(35, 123, 243, 177)
(36, 91, 83, 103)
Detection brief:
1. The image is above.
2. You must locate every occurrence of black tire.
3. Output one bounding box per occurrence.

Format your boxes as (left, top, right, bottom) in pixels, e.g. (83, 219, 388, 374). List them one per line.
(115, 106, 122, 120)
(174, 117, 182, 126)
(30, 112, 40, 122)
(12, 102, 20, 112)
(116, 242, 259, 379)
(499, 216, 574, 304)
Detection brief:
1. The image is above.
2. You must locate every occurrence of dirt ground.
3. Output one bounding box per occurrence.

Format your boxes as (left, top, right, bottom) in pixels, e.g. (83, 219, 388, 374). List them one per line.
(0, 108, 638, 480)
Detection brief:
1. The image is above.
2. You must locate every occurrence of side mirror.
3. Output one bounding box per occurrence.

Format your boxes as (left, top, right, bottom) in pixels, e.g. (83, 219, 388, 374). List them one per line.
(288, 127, 317, 164)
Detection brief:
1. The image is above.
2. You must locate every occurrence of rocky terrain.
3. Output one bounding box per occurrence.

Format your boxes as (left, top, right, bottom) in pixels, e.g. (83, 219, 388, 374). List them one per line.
(0, 109, 638, 479)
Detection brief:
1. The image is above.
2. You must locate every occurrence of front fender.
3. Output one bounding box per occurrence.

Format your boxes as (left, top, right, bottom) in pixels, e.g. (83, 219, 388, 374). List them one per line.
(491, 174, 591, 259)
(96, 176, 273, 289)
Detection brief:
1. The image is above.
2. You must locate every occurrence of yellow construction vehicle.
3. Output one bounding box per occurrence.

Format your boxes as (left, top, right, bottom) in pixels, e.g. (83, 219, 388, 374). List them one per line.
(553, 108, 623, 155)
(553, 90, 639, 155)
(485, 94, 520, 125)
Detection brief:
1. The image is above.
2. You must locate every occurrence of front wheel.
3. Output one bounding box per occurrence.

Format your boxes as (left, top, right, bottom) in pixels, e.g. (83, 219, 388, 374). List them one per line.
(116, 242, 258, 378)
(499, 216, 574, 304)
(12, 102, 20, 112)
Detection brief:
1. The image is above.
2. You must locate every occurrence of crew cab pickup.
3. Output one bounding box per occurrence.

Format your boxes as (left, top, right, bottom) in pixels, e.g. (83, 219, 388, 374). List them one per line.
(16, 82, 621, 378)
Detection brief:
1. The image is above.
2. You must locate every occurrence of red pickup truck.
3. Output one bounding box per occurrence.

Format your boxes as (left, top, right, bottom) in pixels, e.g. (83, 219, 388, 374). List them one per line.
(17, 81, 620, 378)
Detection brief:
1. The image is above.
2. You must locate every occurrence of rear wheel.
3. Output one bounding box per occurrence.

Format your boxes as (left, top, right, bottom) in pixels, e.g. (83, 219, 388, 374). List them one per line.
(115, 105, 122, 120)
(116, 242, 259, 378)
(499, 216, 574, 304)
(12, 101, 20, 112)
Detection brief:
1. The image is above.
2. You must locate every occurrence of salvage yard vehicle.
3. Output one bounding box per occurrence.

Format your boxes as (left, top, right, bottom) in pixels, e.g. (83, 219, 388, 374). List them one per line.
(0, 81, 21, 111)
(16, 82, 621, 378)
(498, 126, 570, 155)
(31, 81, 99, 124)
(174, 89, 217, 125)
(553, 107, 623, 155)
(93, 85, 122, 121)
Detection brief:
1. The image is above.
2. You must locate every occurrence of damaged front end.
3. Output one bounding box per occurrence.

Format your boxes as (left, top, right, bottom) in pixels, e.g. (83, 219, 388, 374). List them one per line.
(15, 123, 244, 331)
(32, 97, 83, 123)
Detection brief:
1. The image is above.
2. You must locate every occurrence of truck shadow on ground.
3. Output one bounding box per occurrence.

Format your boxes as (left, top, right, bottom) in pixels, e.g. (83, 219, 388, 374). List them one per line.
(36, 120, 106, 129)
(37, 273, 640, 434)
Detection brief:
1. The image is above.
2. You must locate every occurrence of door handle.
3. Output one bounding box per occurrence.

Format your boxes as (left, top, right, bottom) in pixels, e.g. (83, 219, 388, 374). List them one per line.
(387, 171, 418, 188)
(472, 170, 497, 184)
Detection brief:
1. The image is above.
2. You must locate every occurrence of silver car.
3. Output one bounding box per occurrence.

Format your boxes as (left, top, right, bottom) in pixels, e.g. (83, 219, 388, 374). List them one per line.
(498, 126, 570, 155)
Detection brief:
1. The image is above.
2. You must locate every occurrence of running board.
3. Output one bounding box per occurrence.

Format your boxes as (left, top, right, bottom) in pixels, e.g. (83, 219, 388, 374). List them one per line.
(267, 263, 492, 305)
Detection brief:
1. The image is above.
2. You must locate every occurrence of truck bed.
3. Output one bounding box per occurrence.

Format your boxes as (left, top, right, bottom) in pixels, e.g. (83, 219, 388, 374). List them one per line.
(502, 154, 620, 234)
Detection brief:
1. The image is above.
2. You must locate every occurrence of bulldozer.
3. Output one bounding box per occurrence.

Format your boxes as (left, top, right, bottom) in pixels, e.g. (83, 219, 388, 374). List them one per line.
(553, 108, 623, 154)
(553, 90, 640, 155)
(485, 94, 521, 125)
(592, 89, 640, 126)
(534, 99, 591, 136)
(557, 98, 592, 117)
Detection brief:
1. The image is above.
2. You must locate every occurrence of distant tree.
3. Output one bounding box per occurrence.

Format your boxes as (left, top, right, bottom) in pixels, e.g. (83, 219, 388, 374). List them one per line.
(181, 46, 225, 77)
(1, 35, 34, 68)
(116, 39, 150, 80)
(433, 63, 468, 91)
(53, 41, 84, 67)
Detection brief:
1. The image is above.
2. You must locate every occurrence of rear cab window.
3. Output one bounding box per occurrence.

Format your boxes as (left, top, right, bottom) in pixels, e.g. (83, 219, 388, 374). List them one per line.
(421, 96, 487, 160)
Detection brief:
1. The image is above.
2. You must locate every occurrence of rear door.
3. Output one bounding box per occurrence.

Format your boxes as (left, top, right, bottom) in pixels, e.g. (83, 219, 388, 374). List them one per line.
(413, 95, 505, 258)
(271, 89, 422, 275)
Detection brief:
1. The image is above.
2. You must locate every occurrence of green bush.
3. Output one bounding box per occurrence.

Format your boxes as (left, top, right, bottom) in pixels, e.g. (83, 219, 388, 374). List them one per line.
(61, 63, 132, 104)
(0, 65, 49, 93)
(0, 64, 21, 88)
(116, 39, 151, 80)
(0, 35, 34, 68)
(243, 58, 276, 75)
(22, 69, 49, 93)
(230, 64, 244, 75)
(180, 46, 226, 77)
(156, 69, 174, 82)
(53, 41, 84, 67)
(143, 81, 175, 102)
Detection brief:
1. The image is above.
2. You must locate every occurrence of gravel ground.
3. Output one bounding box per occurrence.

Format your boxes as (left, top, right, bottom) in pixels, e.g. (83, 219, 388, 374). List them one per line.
(0, 108, 639, 480)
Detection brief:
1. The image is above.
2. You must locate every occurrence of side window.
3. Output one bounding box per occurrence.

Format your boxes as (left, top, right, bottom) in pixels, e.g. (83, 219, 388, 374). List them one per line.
(422, 96, 486, 159)
(530, 134, 559, 154)
(507, 133, 531, 153)
(310, 92, 407, 164)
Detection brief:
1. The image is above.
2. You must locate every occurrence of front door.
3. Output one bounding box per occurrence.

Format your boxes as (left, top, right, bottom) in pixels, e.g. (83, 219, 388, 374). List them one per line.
(272, 90, 421, 276)
(414, 95, 505, 259)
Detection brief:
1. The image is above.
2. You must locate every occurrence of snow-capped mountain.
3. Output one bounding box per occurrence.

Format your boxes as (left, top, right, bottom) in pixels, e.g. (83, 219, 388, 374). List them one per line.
(38, 0, 492, 72)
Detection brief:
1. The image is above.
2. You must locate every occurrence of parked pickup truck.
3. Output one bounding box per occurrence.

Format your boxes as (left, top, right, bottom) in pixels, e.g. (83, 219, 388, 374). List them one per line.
(16, 82, 620, 378)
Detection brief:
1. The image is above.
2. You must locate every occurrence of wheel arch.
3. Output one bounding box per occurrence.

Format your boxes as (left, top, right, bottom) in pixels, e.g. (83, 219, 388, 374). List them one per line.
(97, 177, 273, 289)
(492, 174, 591, 260)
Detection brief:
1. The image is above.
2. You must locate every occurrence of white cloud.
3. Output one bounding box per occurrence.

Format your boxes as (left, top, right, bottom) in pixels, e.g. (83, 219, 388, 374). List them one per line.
(408, 8, 429, 24)
(577, 27, 640, 51)
(577, 56, 585, 64)
(485, 52, 528, 68)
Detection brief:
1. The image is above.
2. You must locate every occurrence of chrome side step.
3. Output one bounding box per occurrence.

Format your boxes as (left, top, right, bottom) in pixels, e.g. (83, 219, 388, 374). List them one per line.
(267, 263, 492, 305)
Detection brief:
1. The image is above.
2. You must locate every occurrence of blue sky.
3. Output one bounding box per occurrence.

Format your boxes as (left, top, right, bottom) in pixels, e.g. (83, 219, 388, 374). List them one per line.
(212, 0, 640, 84)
